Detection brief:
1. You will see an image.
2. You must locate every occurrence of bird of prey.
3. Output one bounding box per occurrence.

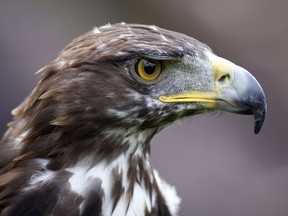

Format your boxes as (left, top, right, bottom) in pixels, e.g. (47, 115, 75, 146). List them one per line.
(0, 23, 266, 216)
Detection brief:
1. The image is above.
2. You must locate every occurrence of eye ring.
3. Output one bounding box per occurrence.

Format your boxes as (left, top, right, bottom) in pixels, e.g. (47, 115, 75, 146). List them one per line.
(135, 59, 162, 81)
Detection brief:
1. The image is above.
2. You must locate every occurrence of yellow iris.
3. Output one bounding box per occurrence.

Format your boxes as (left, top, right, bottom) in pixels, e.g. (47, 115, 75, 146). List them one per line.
(135, 59, 162, 81)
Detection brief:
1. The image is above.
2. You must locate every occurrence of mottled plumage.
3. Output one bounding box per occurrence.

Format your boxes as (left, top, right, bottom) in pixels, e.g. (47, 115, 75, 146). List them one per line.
(0, 23, 266, 216)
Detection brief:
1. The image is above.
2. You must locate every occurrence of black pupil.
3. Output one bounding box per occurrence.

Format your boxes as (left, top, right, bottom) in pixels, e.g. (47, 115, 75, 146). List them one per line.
(143, 61, 156, 75)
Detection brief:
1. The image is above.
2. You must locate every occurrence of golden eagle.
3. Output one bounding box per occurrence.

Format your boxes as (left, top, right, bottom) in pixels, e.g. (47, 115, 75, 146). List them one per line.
(0, 23, 266, 216)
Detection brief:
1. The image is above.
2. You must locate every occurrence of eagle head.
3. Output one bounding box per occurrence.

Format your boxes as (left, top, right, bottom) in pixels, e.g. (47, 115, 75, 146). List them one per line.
(0, 23, 266, 216)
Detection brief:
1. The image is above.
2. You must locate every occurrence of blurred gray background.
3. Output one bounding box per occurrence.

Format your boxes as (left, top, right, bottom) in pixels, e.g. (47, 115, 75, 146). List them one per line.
(0, 0, 287, 215)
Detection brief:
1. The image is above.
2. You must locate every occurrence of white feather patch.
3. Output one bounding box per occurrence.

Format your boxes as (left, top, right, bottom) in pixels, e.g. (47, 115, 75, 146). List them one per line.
(92, 27, 101, 34)
(100, 23, 112, 29)
(149, 25, 158, 31)
(154, 170, 181, 216)
(14, 130, 29, 148)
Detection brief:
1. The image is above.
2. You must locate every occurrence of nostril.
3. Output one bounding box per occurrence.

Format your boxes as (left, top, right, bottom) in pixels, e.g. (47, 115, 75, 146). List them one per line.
(219, 74, 230, 82)
(217, 74, 231, 87)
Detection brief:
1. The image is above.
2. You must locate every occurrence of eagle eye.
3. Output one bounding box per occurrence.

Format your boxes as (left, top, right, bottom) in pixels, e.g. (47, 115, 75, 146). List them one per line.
(135, 59, 162, 81)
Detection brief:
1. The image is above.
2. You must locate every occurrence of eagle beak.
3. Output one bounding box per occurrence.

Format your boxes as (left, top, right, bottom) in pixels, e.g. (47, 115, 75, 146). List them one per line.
(159, 55, 267, 134)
